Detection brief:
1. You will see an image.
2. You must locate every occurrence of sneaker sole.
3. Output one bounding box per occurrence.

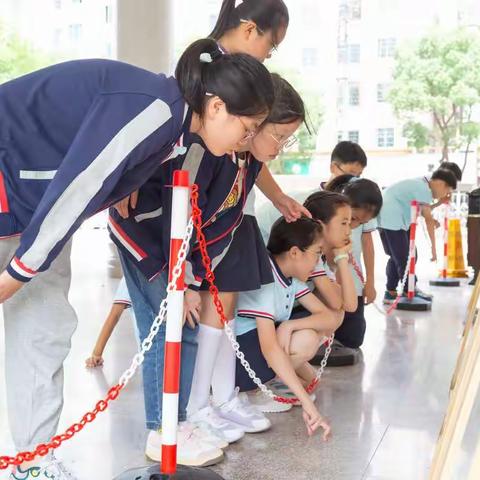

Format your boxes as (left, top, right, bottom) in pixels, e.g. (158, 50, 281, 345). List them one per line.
(222, 430, 245, 443)
(145, 446, 224, 467)
(254, 403, 292, 413)
(224, 419, 271, 434)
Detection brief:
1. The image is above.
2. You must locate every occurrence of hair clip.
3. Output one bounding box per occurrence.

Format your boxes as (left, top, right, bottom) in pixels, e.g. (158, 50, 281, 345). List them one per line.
(348, 176, 361, 184)
(199, 52, 213, 63)
(235, 0, 244, 8)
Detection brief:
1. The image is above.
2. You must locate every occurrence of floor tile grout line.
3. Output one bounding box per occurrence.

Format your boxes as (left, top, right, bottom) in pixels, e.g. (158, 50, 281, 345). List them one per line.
(360, 424, 390, 480)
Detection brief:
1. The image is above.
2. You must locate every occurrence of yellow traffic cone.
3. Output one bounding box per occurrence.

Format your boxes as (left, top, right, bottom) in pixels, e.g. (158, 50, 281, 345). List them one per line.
(447, 219, 469, 278)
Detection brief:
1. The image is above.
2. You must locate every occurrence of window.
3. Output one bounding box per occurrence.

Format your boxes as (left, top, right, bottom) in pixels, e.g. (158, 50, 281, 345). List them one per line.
(348, 44, 360, 63)
(350, 0, 362, 19)
(377, 128, 395, 147)
(339, 0, 362, 20)
(303, 48, 318, 68)
(339, 1, 349, 18)
(337, 45, 348, 63)
(69, 24, 83, 42)
(337, 131, 344, 142)
(377, 83, 391, 102)
(349, 83, 360, 106)
(378, 38, 396, 58)
(337, 85, 345, 107)
(338, 44, 360, 63)
(348, 131, 360, 143)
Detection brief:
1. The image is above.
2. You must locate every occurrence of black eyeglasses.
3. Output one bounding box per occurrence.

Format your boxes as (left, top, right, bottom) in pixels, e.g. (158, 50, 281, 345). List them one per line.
(240, 19, 278, 55)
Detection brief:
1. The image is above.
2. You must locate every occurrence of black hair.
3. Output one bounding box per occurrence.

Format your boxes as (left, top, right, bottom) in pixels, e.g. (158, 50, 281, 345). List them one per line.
(440, 161, 462, 182)
(175, 38, 274, 117)
(325, 174, 383, 218)
(210, 0, 289, 45)
(331, 141, 367, 167)
(266, 73, 305, 126)
(303, 191, 351, 224)
(431, 169, 458, 190)
(267, 216, 322, 255)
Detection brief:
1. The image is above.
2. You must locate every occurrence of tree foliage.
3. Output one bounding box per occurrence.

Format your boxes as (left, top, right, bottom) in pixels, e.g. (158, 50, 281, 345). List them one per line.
(0, 23, 53, 83)
(389, 28, 480, 161)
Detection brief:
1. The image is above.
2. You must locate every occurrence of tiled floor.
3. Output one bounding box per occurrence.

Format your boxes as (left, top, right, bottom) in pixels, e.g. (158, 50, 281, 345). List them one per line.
(0, 220, 477, 480)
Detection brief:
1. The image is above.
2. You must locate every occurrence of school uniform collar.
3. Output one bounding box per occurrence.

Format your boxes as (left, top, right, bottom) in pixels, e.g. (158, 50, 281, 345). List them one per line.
(268, 254, 292, 288)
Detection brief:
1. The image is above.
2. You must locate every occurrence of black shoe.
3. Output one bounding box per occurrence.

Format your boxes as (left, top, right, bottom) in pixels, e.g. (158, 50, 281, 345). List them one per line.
(311, 340, 361, 367)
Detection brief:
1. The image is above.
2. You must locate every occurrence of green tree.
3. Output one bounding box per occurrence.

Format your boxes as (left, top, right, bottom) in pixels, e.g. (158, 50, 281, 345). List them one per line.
(388, 28, 480, 161)
(0, 23, 53, 83)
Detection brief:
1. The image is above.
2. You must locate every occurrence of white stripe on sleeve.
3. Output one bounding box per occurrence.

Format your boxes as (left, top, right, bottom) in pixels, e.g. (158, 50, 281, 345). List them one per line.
(21, 99, 172, 270)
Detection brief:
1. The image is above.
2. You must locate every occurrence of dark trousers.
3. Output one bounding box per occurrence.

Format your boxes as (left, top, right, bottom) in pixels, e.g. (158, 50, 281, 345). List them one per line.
(379, 228, 416, 293)
(292, 300, 366, 349)
(335, 297, 366, 348)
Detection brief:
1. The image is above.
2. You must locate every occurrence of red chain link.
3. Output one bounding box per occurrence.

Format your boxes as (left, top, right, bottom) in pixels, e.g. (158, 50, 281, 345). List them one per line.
(190, 185, 322, 404)
(0, 385, 123, 470)
(349, 253, 365, 285)
(0, 182, 329, 470)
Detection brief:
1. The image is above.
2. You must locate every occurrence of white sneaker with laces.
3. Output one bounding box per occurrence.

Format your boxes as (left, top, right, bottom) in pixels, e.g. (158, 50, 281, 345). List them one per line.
(10, 454, 78, 479)
(217, 389, 271, 433)
(191, 420, 229, 449)
(247, 389, 293, 413)
(145, 422, 224, 467)
(189, 405, 245, 444)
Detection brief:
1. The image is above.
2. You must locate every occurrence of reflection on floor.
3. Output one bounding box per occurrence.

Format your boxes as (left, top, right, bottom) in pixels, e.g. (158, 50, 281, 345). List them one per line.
(0, 223, 476, 480)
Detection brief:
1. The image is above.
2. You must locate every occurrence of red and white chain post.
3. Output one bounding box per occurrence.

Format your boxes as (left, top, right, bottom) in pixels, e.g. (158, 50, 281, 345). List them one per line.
(442, 203, 449, 279)
(407, 200, 419, 300)
(161, 170, 190, 475)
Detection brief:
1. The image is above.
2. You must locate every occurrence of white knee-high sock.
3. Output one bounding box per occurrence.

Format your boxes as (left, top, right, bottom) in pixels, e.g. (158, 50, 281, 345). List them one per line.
(211, 319, 237, 406)
(187, 324, 223, 415)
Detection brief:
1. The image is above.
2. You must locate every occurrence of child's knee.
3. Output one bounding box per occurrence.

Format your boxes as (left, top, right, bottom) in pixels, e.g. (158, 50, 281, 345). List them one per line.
(291, 329, 322, 361)
(333, 309, 345, 330)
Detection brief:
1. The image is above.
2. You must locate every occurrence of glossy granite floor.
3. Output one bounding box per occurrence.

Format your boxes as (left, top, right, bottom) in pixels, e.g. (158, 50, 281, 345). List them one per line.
(0, 219, 478, 480)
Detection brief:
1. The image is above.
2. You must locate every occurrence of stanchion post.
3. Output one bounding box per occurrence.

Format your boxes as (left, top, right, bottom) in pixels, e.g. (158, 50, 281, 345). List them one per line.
(397, 201, 432, 311)
(407, 200, 418, 300)
(442, 204, 449, 280)
(161, 170, 190, 475)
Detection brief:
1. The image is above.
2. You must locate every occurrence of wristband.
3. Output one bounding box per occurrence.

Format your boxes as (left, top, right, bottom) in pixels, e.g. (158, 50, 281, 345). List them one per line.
(333, 253, 349, 264)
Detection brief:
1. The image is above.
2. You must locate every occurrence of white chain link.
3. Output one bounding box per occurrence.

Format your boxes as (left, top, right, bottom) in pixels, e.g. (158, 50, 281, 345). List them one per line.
(114, 212, 335, 402)
(398, 206, 420, 298)
(223, 322, 334, 401)
(387, 204, 419, 312)
(118, 218, 195, 388)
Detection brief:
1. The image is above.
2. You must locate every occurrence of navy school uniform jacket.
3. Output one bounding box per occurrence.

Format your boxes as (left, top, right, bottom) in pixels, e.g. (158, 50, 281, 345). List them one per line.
(108, 133, 263, 288)
(0, 59, 191, 282)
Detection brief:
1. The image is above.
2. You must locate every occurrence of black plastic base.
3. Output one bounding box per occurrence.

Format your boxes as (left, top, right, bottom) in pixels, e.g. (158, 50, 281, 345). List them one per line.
(114, 465, 225, 480)
(311, 346, 360, 367)
(429, 278, 461, 287)
(396, 296, 432, 311)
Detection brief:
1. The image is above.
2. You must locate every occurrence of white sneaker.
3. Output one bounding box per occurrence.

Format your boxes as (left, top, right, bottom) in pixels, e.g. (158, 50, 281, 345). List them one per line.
(217, 390, 271, 433)
(145, 423, 224, 467)
(189, 405, 245, 444)
(269, 380, 317, 407)
(247, 389, 293, 413)
(10, 454, 78, 479)
(191, 420, 229, 450)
